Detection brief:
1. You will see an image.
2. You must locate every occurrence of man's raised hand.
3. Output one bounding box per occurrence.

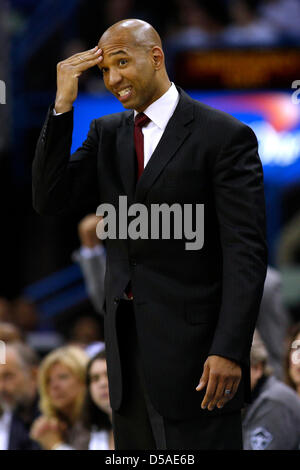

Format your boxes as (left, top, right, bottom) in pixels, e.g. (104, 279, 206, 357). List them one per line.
(54, 46, 103, 113)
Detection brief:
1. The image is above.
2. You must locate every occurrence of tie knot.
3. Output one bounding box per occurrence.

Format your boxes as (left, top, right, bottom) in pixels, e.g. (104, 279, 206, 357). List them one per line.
(135, 112, 150, 128)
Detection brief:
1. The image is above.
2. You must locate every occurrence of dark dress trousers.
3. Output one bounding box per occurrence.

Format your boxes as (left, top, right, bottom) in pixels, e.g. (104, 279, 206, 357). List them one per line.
(32, 87, 268, 445)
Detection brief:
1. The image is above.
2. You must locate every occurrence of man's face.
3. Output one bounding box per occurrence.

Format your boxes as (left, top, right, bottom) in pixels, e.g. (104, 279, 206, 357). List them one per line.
(0, 350, 29, 409)
(98, 33, 161, 112)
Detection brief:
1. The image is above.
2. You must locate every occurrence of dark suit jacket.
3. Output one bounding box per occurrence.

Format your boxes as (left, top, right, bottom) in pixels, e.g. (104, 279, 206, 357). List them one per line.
(32, 87, 268, 420)
(8, 397, 41, 450)
(8, 414, 40, 450)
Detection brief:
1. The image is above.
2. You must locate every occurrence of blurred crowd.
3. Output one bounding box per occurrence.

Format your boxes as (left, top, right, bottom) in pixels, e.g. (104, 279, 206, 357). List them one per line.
(0, 216, 113, 450)
(1, 214, 300, 450)
(0, 341, 114, 450)
(6, 0, 300, 93)
(10, 0, 300, 48)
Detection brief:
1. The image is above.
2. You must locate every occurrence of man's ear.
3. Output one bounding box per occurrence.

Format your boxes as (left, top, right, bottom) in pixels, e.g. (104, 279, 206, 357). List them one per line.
(151, 46, 164, 70)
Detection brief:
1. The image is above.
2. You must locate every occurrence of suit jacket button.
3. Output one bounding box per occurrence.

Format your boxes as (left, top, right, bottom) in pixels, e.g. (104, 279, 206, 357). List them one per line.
(130, 260, 137, 267)
(114, 297, 120, 304)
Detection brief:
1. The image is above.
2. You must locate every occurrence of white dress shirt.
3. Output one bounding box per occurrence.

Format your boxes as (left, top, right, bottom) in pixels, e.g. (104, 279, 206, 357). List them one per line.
(0, 410, 12, 451)
(133, 82, 179, 168)
(53, 82, 179, 169)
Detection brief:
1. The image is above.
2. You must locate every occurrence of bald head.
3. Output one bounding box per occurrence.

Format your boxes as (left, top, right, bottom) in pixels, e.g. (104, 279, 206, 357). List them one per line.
(97, 19, 170, 112)
(99, 19, 162, 51)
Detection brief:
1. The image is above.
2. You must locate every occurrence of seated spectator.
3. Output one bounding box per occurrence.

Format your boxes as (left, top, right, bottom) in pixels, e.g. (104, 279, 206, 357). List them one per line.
(0, 297, 12, 323)
(258, 0, 300, 42)
(164, 0, 230, 76)
(81, 351, 114, 450)
(30, 346, 89, 450)
(31, 348, 114, 450)
(242, 330, 300, 450)
(11, 297, 39, 333)
(256, 266, 291, 379)
(277, 210, 300, 265)
(73, 214, 106, 315)
(283, 322, 300, 398)
(0, 342, 41, 450)
(67, 314, 104, 348)
(222, 0, 279, 47)
(0, 322, 23, 343)
(74, 214, 132, 314)
(53, 298, 105, 348)
(166, 0, 229, 46)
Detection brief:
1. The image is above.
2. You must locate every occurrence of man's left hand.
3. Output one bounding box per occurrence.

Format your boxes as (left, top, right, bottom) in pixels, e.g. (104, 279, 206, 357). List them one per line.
(196, 355, 241, 411)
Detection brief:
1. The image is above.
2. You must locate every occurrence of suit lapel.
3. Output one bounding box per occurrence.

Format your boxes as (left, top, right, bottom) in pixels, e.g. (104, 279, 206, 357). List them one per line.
(116, 111, 136, 204)
(135, 88, 194, 204)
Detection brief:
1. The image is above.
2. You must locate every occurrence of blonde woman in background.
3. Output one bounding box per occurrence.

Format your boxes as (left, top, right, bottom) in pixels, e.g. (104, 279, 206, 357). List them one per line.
(30, 345, 90, 450)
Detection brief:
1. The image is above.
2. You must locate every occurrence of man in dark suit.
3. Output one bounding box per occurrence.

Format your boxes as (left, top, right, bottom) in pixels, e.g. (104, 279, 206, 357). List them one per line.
(0, 343, 40, 450)
(32, 19, 268, 449)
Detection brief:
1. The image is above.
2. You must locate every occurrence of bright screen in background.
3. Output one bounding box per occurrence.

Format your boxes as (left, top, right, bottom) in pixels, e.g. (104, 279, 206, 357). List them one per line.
(71, 90, 300, 262)
(72, 90, 300, 187)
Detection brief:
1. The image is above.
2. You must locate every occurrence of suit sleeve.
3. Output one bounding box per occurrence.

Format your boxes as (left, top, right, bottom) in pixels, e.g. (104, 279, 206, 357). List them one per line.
(32, 105, 99, 215)
(208, 124, 268, 366)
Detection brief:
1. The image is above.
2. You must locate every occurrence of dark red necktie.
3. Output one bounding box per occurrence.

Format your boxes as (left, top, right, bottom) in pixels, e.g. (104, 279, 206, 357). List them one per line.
(134, 112, 150, 180)
(125, 113, 150, 300)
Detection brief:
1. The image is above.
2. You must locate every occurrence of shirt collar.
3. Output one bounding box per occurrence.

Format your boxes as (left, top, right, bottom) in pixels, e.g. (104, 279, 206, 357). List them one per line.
(134, 82, 179, 130)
